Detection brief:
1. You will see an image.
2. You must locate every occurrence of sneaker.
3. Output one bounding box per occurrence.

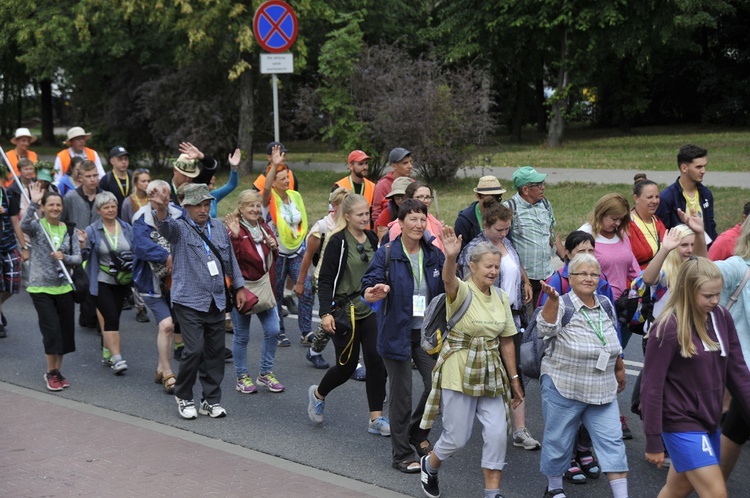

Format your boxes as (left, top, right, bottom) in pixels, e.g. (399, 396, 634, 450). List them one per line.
(277, 333, 291, 347)
(420, 455, 440, 498)
(44, 371, 64, 392)
(368, 416, 391, 436)
(0, 324, 6, 338)
(306, 350, 329, 369)
(235, 375, 258, 394)
(513, 427, 541, 450)
(351, 364, 366, 381)
(257, 372, 285, 392)
(300, 331, 314, 345)
(101, 347, 112, 366)
(224, 347, 234, 363)
(620, 415, 633, 440)
(58, 372, 70, 388)
(225, 317, 233, 332)
(283, 295, 298, 314)
(198, 399, 227, 418)
(174, 344, 184, 361)
(135, 308, 150, 323)
(175, 396, 197, 419)
(111, 359, 128, 375)
(307, 385, 324, 424)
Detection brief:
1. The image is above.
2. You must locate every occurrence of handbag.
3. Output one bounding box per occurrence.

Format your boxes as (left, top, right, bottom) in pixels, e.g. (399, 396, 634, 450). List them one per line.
(244, 272, 276, 314)
(66, 226, 89, 303)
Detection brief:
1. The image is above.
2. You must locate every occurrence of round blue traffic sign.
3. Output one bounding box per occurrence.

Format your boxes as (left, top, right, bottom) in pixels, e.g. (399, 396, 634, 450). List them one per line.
(253, 0, 298, 54)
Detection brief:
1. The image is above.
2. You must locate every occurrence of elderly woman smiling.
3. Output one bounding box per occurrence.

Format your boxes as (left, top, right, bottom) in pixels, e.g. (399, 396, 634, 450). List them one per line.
(537, 253, 629, 498)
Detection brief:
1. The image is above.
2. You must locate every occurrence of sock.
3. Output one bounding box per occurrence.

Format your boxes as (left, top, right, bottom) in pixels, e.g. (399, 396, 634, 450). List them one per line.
(111, 354, 122, 363)
(309, 349, 321, 357)
(484, 489, 500, 498)
(609, 477, 628, 498)
(425, 457, 438, 475)
(174, 341, 183, 350)
(548, 476, 563, 491)
(283, 288, 293, 297)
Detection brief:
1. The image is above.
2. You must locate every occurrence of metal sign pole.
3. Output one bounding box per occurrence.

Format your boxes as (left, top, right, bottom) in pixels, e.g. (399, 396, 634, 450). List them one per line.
(272, 73, 280, 142)
(0, 145, 75, 286)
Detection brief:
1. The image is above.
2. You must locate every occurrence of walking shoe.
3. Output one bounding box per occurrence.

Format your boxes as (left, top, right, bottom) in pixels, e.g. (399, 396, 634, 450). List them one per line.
(175, 396, 197, 419)
(306, 350, 329, 369)
(420, 455, 440, 498)
(282, 307, 289, 317)
(368, 416, 391, 436)
(620, 415, 633, 440)
(236, 375, 258, 394)
(224, 347, 234, 363)
(283, 295, 298, 314)
(173, 344, 184, 361)
(225, 317, 233, 332)
(513, 427, 541, 450)
(257, 372, 285, 392)
(199, 399, 227, 418)
(0, 324, 6, 338)
(300, 331, 314, 345)
(1, 312, 6, 326)
(44, 371, 64, 391)
(135, 308, 150, 323)
(307, 385, 324, 424)
(277, 333, 291, 347)
(111, 359, 128, 375)
(57, 372, 70, 388)
(101, 347, 112, 366)
(122, 300, 133, 311)
(351, 364, 366, 381)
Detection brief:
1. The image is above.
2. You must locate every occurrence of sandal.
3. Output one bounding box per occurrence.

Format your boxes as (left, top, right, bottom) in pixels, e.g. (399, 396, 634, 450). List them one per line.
(162, 374, 176, 394)
(410, 438, 433, 458)
(563, 459, 587, 484)
(392, 460, 421, 474)
(576, 450, 601, 479)
(154, 371, 164, 384)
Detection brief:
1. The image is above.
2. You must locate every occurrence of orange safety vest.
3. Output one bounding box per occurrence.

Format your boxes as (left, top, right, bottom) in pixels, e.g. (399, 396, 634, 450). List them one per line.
(334, 175, 375, 206)
(57, 147, 96, 176)
(253, 163, 297, 192)
(4, 149, 38, 186)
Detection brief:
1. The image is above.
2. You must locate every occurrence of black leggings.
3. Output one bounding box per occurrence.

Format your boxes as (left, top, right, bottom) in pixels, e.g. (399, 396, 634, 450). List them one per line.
(95, 282, 128, 331)
(31, 291, 76, 355)
(317, 313, 386, 412)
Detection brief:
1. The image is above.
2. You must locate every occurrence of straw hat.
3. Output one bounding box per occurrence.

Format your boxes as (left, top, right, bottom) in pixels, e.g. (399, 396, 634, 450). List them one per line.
(64, 127, 92, 145)
(10, 128, 38, 145)
(473, 176, 506, 195)
(173, 154, 201, 178)
(386, 177, 413, 198)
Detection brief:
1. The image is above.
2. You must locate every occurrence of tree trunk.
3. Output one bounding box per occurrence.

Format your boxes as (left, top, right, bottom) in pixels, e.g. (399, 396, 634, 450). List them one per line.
(40, 79, 55, 145)
(511, 78, 526, 142)
(546, 28, 568, 148)
(237, 63, 255, 176)
(534, 77, 546, 134)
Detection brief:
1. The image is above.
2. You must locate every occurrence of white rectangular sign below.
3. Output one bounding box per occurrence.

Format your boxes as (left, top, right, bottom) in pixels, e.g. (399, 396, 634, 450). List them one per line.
(260, 53, 294, 74)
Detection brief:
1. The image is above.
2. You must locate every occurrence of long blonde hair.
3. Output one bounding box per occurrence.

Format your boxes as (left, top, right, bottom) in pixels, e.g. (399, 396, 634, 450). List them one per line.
(331, 194, 369, 235)
(662, 224, 695, 289)
(652, 256, 723, 358)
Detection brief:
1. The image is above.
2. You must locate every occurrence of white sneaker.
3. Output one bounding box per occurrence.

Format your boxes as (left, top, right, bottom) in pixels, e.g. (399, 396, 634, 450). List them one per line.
(513, 427, 541, 450)
(198, 399, 227, 418)
(175, 396, 197, 419)
(111, 359, 128, 375)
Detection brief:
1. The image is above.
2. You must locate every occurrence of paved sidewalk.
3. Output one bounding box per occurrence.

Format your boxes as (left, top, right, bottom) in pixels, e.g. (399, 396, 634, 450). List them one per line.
(0, 382, 407, 498)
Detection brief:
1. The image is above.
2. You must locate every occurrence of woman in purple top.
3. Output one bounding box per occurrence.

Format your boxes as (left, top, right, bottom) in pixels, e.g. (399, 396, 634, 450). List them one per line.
(641, 257, 750, 498)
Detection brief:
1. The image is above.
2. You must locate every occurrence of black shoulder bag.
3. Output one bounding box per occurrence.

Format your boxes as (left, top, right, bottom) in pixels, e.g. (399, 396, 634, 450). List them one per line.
(66, 225, 89, 303)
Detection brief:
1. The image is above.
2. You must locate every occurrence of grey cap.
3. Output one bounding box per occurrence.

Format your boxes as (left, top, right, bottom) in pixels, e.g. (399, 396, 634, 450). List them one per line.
(388, 147, 411, 164)
(181, 183, 215, 206)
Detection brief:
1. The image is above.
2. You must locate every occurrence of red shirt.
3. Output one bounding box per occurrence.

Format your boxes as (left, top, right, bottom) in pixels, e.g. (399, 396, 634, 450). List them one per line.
(709, 223, 742, 262)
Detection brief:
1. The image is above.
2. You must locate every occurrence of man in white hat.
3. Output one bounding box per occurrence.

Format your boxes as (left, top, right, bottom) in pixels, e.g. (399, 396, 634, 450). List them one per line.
(53, 127, 105, 183)
(454, 175, 507, 250)
(169, 142, 218, 205)
(5, 128, 38, 187)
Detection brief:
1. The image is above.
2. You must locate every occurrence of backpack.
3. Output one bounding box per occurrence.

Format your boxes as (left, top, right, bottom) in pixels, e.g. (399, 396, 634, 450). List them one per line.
(420, 286, 502, 355)
(520, 293, 616, 380)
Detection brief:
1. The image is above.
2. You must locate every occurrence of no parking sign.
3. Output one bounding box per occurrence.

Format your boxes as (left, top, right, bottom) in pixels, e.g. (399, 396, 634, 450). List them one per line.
(253, 0, 298, 54)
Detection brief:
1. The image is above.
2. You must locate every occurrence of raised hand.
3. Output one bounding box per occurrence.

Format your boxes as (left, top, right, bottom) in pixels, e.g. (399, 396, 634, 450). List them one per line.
(441, 225, 462, 259)
(677, 208, 704, 234)
(225, 213, 240, 237)
(661, 227, 682, 252)
(178, 142, 204, 160)
(540, 280, 559, 301)
(228, 148, 241, 170)
(271, 145, 284, 167)
(29, 181, 44, 204)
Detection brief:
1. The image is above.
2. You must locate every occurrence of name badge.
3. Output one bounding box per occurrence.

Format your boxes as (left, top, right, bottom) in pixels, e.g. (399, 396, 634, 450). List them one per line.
(595, 349, 609, 371)
(207, 260, 219, 276)
(413, 295, 426, 317)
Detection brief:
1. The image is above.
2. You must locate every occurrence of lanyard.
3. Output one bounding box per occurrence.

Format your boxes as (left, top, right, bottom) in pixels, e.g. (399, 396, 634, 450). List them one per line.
(580, 307, 606, 346)
(104, 223, 119, 252)
(474, 202, 482, 228)
(41, 219, 66, 251)
(189, 218, 212, 256)
(401, 239, 423, 293)
(116, 173, 130, 198)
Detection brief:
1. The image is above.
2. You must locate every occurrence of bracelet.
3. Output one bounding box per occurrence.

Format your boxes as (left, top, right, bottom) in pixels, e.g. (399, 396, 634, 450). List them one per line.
(510, 374, 520, 380)
(319, 313, 331, 319)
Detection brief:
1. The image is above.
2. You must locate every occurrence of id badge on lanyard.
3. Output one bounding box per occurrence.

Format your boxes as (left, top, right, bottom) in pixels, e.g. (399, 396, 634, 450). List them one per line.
(207, 260, 219, 276)
(413, 295, 426, 317)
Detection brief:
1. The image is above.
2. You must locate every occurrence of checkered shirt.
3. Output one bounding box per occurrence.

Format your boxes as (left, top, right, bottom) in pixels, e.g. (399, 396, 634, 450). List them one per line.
(505, 193, 556, 280)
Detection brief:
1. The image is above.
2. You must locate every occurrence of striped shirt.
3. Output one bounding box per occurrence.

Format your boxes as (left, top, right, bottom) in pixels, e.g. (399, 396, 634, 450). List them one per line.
(156, 213, 245, 312)
(505, 193, 556, 280)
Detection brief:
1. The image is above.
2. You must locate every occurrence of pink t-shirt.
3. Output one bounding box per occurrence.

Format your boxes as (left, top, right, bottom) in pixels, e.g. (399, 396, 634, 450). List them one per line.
(579, 223, 640, 300)
(708, 223, 742, 262)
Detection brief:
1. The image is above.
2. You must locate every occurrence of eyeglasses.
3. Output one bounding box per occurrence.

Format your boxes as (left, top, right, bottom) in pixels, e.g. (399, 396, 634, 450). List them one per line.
(526, 182, 545, 189)
(414, 195, 433, 201)
(356, 243, 369, 262)
(569, 272, 600, 280)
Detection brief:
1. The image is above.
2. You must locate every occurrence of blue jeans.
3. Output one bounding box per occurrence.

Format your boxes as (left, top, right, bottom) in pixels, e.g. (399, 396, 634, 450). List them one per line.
(540, 374, 628, 477)
(274, 254, 313, 336)
(231, 306, 280, 377)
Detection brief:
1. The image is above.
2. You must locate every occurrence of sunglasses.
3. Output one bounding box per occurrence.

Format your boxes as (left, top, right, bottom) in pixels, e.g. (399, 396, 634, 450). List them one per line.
(136, 168, 151, 173)
(356, 243, 369, 262)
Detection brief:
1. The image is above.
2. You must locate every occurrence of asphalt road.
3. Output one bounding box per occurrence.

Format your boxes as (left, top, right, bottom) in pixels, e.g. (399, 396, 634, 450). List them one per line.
(1, 291, 748, 497)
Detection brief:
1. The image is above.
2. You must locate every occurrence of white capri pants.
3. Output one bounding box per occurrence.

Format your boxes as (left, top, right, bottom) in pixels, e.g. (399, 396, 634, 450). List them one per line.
(432, 389, 508, 470)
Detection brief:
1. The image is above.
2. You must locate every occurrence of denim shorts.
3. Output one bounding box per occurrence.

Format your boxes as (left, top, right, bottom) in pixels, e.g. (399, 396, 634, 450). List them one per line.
(662, 430, 721, 473)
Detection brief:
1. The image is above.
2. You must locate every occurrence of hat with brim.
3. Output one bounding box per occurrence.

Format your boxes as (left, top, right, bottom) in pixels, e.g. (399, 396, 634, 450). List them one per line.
(64, 126, 92, 145)
(386, 176, 413, 199)
(10, 128, 37, 145)
(512, 166, 547, 189)
(36, 168, 54, 183)
(181, 183, 215, 206)
(173, 154, 201, 178)
(473, 175, 507, 195)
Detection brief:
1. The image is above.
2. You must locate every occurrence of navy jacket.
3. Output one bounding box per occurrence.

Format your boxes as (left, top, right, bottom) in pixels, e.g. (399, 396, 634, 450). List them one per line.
(131, 204, 183, 295)
(656, 177, 717, 243)
(454, 201, 481, 250)
(361, 235, 445, 361)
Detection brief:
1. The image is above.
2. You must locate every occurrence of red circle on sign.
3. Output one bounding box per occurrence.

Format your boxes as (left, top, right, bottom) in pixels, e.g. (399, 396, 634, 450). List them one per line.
(253, 0, 298, 53)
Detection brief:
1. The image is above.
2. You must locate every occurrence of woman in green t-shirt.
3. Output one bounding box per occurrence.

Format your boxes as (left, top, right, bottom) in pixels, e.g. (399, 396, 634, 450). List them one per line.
(21, 182, 82, 392)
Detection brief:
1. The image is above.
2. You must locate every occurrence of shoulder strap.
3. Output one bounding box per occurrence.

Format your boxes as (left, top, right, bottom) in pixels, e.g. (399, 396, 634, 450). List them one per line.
(384, 243, 392, 285)
(560, 293, 576, 328)
(597, 295, 617, 324)
(446, 289, 472, 332)
(183, 218, 229, 275)
(728, 267, 750, 311)
(100, 224, 117, 254)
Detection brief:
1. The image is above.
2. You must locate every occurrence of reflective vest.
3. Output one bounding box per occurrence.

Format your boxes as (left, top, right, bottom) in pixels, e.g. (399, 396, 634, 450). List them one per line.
(57, 147, 96, 176)
(334, 175, 375, 206)
(4, 149, 38, 186)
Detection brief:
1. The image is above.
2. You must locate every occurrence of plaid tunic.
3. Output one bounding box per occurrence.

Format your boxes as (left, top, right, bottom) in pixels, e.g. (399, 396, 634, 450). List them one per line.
(505, 193, 557, 280)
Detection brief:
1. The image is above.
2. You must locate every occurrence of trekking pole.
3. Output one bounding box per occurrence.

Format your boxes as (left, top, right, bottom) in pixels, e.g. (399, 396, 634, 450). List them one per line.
(0, 145, 75, 286)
